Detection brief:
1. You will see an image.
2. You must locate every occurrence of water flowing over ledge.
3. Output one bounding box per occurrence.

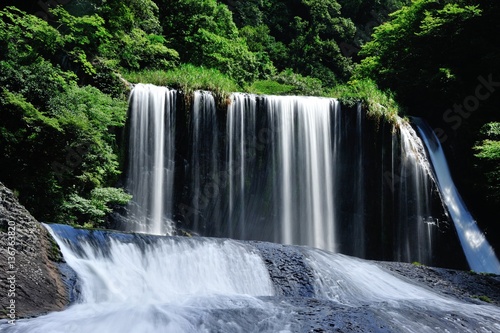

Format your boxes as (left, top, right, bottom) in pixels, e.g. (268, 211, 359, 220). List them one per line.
(118, 85, 500, 271)
(413, 117, 500, 274)
(2, 224, 499, 333)
(125, 84, 176, 235)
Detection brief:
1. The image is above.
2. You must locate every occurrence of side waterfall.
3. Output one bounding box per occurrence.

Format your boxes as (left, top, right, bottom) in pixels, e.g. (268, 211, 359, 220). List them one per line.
(413, 117, 500, 274)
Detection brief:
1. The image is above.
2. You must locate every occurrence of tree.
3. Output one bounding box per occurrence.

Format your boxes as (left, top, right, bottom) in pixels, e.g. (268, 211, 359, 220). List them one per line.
(156, 0, 272, 85)
(0, 7, 130, 225)
(474, 123, 500, 204)
(356, 0, 487, 113)
(221, 0, 357, 86)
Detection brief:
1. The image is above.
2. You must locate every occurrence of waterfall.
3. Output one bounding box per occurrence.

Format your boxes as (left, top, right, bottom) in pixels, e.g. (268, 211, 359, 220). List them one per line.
(2, 224, 278, 333)
(125, 84, 176, 235)
(352, 104, 365, 257)
(222, 94, 442, 262)
(303, 248, 500, 332)
(121, 86, 484, 270)
(227, 93, 257, 239)
(265, 95, 336, 251)
(225, 94, 337, 250)
(413, 118, 500, 274)
(188, 91, 221, 233)
(395, 119, 437, 264)
(4, 224, 500, 333)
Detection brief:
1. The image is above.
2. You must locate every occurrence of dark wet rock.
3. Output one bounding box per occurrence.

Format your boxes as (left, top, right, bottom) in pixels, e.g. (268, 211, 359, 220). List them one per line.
(377, 261, 500, 306)
(251, 241, 315, 297)
(0, 183, 69, 319)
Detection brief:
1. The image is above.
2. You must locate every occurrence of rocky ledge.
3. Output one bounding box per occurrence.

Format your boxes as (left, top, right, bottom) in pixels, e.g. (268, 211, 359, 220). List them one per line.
(379, 261, 500, 306)
(0, 182, 68, 320)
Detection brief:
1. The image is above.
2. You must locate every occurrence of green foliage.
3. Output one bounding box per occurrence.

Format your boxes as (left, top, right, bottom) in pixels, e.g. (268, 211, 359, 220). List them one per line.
(103, 28, 179, 70)
(51, 6, 111, 75)
(63, 187, 132, 227)
(156, 0, 270, 85)
(123, 64, 240, 96)
(472, 295, 493, 303)
(355, 0, 492, 113)
(0, 89, 67, 221)
(475, 140, 500, 160)
(0, 7, 64, 63)
(247, 80, 295, 96)
(2, 0, 498, 234)
(239, 24, 285, 72)
(47, 85, 127, 190)
(269, 69, 326, 96)
(0, 80, 128, 225)
(328, 79, 400, 120)
(187, 28, 262, 85)
(89, 61, 129, 99)
(474, 123, 500, 204)
(355, 0, 500, 236)
(221, 0, 359, 86)
(418, 3, 481, 37)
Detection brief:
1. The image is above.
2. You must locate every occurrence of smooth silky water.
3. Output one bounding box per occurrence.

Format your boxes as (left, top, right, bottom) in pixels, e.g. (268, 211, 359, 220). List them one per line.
(414, 117, 500, 274)
(121, 86, 500, 271)
(1, 224, 499, 332)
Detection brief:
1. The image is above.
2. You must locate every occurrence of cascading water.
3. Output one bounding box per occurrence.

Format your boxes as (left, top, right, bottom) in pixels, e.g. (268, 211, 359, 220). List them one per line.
(265, 95, 336, 251)
(352, 104, 365, 258)
(227, 93, 258, 239)
(1, 224, 278, 333)
(187, 91, 221, 233)
(125, 84, 176, 235)
(413, 117, 500, 274)
(223, 94, 338, 250)
(394, 119, 437, 264)
(303, 248, 500, 332)
(3, 224, 499, 332)
(218, 93, 445, 264)
(121, 85, 485, 270)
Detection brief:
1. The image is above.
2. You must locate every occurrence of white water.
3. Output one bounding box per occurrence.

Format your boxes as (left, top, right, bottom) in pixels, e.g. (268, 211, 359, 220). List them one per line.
(351, 104, 366, 257)
(121, 87, 493, 268)
(227, 94, 337, 251)
(304, 248, 500, 332)
(395, 120, 437, 264)
(3, 225, 500, 332)
(2, 225, 279, 333)
(189, 91, 221, 232)
(413, 117, 500, 274)
(125, 84, 176, 235)
(227, 93, 257, 238)
(266, 95, 336, 251)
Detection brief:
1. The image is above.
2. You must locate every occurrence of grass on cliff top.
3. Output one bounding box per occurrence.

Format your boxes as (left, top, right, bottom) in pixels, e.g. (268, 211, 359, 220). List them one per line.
(123, 64, 241, 97)
(124, 66, 400, 122)
(327, 79, 400, 122)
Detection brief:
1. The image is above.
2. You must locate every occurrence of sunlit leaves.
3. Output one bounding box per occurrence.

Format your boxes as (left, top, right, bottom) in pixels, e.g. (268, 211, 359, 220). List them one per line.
(418, 3, 481, 36)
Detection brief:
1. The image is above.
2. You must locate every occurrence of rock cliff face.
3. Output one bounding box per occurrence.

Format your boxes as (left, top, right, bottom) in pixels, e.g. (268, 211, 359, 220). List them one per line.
(0, 182, 68, 320)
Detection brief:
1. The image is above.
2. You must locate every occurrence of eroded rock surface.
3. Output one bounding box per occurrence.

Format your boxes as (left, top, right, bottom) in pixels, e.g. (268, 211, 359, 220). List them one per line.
(0, 182, 68, 319)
